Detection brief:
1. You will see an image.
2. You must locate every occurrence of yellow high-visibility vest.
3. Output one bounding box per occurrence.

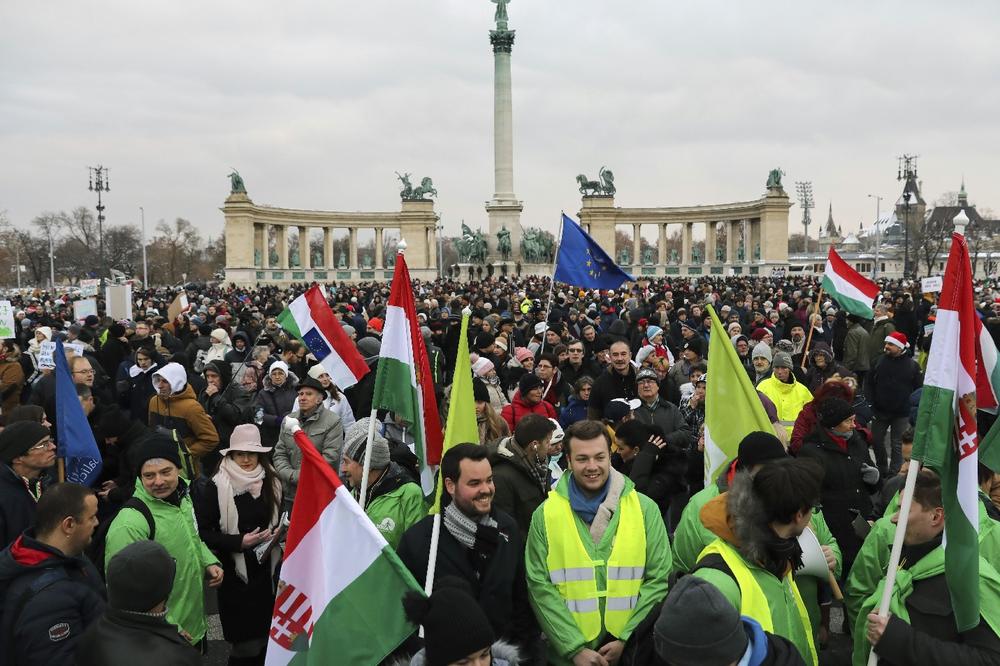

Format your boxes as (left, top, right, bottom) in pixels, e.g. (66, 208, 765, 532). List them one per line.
(542, 490, 646, 640)
(698, 539, 818, 666)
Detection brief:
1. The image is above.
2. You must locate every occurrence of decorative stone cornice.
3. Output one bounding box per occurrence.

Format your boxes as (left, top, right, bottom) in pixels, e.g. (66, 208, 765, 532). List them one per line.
(490, 29, 515, 53)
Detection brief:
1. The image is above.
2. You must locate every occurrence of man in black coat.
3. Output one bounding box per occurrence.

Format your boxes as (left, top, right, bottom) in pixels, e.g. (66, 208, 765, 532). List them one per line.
(77, 540, 199, 666)
(397, 443, 537, 652)
(0, 422, 55, 548)
(868, 332, 923, 475)
(490, 415, 556, 541)
(588, 339, 638, 420)
(0, 483, 106, 665)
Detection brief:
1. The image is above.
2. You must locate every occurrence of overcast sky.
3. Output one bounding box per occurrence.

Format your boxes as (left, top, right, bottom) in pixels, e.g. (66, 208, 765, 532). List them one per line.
(2, 0, 998, 245)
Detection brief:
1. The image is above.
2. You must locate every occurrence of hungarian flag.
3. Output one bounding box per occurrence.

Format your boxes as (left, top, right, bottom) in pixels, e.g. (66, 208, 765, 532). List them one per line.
(265, 429, 421, 665)
(913, 231, 1000, 631)
(277, 285, 369, 389)
(430, 310, 479, 514)
(703, 304, 774, 484)
(821, 247, 879, 319)
(372, 252, 443, 493)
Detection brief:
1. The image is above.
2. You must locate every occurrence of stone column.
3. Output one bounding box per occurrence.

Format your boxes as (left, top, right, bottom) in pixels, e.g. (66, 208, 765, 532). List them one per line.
(427, 226, 437, 270)
(375, 228, 384, 268)
(706, 221, 717, 264)
(349, 228, 358, 269)
(682, 222, 693, 267)
(275, 225, 288, 269)
(632, 224, 641, 266)
(323, 228, 333, 268)
(253, 224, 265, 267)
(490, 28, 516, 201)
(726, 221, 737, 266)
(658, 224, 667, 265)
(298, 226, 309, 269)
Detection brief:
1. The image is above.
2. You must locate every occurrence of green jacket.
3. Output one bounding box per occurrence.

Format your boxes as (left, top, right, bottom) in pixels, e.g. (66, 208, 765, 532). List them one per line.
(105, 478, 220, 643)
(846, 499, 1000, 627)
(525, 471, 671, 665)
(365, 479, 427, 550)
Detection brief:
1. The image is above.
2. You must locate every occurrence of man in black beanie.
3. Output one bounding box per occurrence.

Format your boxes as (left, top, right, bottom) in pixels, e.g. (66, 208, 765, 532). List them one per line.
(651, 575, 805, 666)
(77, 540, 199, 666)
(500, 370, 556, 433)
(0, 421, 55, 547)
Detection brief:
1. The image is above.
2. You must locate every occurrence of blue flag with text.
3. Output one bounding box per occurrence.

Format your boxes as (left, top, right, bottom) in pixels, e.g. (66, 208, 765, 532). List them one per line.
(54, 339, 102, 486)
(554, 214, 635, 289)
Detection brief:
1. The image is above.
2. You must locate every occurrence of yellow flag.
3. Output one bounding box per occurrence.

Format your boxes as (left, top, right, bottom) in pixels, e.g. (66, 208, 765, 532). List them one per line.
(429, 312, 480, 513)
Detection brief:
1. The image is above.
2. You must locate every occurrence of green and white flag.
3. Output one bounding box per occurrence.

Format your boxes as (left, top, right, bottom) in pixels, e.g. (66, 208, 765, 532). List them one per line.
(913, 231, 1000, 631)
(703, 304, 775, 484)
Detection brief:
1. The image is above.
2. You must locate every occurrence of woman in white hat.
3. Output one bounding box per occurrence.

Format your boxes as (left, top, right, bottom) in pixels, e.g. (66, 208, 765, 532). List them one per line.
(306, 363, 355, 429)
(194, 423, 282, 666)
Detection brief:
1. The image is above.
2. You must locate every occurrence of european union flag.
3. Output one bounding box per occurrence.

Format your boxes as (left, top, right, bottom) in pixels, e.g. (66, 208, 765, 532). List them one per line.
(553, 214, 635, 289)
(54, 339, 102, 487)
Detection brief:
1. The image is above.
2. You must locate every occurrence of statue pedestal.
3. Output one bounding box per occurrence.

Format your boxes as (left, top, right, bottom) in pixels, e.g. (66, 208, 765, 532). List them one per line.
(486, 200, 523, 262)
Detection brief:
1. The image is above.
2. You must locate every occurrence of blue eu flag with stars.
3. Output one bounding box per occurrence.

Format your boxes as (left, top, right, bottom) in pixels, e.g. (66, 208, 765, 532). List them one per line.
(553, 214, 635, 289)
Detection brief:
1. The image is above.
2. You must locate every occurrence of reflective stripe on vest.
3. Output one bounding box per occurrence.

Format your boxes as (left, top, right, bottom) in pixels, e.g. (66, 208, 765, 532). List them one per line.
(697, 539, 818, 666)
(543, 488, 647, 641)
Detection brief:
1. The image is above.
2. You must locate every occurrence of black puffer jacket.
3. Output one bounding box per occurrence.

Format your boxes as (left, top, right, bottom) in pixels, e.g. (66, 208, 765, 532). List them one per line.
(0, 464, 41, 550)
(253, 371, 299, 447)
(198, 360, 254, 449)
(868, 353, 923, 416)
(0, 532, 106, 666)
(76, 608, 199, 666)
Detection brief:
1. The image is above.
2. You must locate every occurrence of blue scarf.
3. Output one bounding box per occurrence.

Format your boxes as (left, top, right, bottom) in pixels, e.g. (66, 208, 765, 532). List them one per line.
(568, 474, 610, 525)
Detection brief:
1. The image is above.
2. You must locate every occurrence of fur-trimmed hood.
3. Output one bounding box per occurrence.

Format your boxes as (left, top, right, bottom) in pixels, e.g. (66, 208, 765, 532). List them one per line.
(388, 639, 521, 666)
(699, 470, 777, 568)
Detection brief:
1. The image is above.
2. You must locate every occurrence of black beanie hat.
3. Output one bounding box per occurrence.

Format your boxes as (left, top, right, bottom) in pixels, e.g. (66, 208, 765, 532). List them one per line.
(107, 541, 176, 612)
(96, 406, 129, 441)
(402, 577, 495, 666)
(819, 397, 856, 429)
(654, 575, 748, 665)
(518, 372, 544, 395)
(0, 421, 51, 463)
(472, 378, 490, 404)
(133, 435, 183, 472)
(736, 431, 786, 470)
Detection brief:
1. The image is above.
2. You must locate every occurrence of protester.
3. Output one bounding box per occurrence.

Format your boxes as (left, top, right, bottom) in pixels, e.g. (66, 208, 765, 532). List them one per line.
(490, 413, 555, 540)
(525, 419, 671, 666)
(588, 339, 638, 420)
(148, 361, 220, 479)
(253, 360, 299, 447)
(500, 372, 557, 432)
(194, 424, 281, 665)
(558, 375, 593, 429)
(757, 352, 813, 436)
(0, 483, 104, 665)
(0, 421, 55, 547)
(868, 331, 923, 475)
(77, 541, 200, 666)
(307, 363, 356, 429)
(0, 340, 25, 416)
(474, 378, 511, 446)
(340, 417, 425, 549)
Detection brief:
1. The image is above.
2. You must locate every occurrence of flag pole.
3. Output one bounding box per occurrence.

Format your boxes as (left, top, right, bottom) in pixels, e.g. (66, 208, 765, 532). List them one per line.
(800, 286, 824, 370)
(539, 212, 564, 355)
(866, 458, 922, 665)
(57, 457, 66, 483)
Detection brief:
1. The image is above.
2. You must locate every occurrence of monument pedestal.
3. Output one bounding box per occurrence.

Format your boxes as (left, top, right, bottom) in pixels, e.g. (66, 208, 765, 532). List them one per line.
(486, 200, 524, 261)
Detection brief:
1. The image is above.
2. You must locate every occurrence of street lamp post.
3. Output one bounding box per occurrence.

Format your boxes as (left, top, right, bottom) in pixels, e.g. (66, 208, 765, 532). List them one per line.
(87, 165, 110, 291)
(867, 194, 883, 279)
(139, 206, 148, 288)
(47, 226, 55, 291)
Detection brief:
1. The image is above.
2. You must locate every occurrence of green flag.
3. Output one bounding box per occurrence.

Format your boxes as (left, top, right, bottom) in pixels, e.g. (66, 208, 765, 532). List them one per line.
(703, 304, 774, 484)
(430, 312, 479, 514)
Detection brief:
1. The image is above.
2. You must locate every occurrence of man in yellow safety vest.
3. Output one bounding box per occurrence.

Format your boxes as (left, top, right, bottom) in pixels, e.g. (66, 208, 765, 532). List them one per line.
(525, 419, 671, 666)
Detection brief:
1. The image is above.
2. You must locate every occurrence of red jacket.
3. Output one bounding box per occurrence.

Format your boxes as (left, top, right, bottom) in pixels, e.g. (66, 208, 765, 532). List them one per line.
(500, 392, 557, 432)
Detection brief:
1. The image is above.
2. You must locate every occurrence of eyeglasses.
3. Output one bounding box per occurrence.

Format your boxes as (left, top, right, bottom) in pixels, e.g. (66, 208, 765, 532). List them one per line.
(73, 369, 95, 376)
(29, 440, 53, 451)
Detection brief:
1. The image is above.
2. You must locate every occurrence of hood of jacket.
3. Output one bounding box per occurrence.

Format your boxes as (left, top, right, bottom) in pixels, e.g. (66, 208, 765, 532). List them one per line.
(203, 359, 232, 386)
(263, 370, 299, 392)
(152, 362, 188, 394)
(0, 532, 72, 585)
(700, 470, 775, 568)
(400, 639, 521, 666)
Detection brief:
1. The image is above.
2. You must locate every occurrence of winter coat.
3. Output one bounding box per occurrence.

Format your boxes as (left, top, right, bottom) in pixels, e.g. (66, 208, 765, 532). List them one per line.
(588, 365, 639, 420)
(0, 532, 106, 666)
(76, 607, 200, 666)
(0, 357, 25, 416)
(524, 471, 671, 665)
(490, 437, 549, 541)
(97, 337, 129, 383)
(273, 405, 343, 504)
(397, 509, 536, 646)
(254, 372, 299, 447)
(867, 317, 896, 368)
(499, 392, 557, 433)
(633, 397, 692, 450)
(620, 427, 690, 510)
(868, 353, 923, 416)
(119, 360, 161, 421)
(558, 395, 589, 429)
(798, 426, 876, 573)
(0, 464, 43, 550)
(789, 398, 872, 455)
(756, 375, 813, 435)
(104, 478, 220, 643)
(402, 640, 521, 666)
(842, 323, 871, 373)
(194, 477, 279, 645)
(148, 383, 219, 478)
(197, 361, 254, 450)
(359, 463, 426, 549)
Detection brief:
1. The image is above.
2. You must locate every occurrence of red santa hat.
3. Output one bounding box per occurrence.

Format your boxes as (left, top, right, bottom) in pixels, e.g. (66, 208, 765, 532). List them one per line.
(885, 331, 909, 350)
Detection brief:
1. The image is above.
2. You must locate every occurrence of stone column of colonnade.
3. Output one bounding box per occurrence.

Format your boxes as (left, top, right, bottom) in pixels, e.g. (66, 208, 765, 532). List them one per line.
(253, 224, 265, 268)
(681, 222, 693, 265)
(706, 222, 717, 265)
(323, 228, 333, 268)
(349, 228, 358, 269)
(375, 228, 384, 269)
(726, 220, 737, 266)
(658, 224, 667, 265)
(298, 226, 309, 269)
(632, 224, 641, 266)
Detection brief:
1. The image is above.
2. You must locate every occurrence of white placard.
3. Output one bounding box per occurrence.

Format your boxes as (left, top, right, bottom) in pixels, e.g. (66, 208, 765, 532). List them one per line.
(0, 301, 14, 339)
(73, 298, 98, 323)
(37, 341, 86, 369)
(921, 276, 943, 293)
(105, 284, 133, 321)
(80, 279, 100, 297)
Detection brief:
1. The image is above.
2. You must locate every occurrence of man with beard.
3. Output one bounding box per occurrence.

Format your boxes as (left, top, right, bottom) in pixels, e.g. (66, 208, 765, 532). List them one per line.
(525, 420, 671, 666)
(588, 340, 639, 421)
(691, 458, 824, 665)
(397, 444, 536, 652)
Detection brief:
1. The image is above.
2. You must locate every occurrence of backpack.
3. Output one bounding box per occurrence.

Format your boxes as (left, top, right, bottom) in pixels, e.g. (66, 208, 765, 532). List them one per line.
(86, 497, 156, 580)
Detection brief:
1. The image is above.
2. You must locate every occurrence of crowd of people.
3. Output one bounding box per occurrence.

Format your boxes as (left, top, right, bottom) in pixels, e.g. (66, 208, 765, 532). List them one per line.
(1, 272, 1000, 665)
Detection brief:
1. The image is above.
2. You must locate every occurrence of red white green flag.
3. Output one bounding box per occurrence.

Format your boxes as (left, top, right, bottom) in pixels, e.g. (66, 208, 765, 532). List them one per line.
(913, 231, 999, 631)
(372, 251, 443, 493)
(821, 247, 879, 319)
(265, 429, 421, 665)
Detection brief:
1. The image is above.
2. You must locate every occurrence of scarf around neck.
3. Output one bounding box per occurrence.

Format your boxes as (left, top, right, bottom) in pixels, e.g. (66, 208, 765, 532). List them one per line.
(568, 474, 610, 525)
(443, 501, 497, 550)
(213, 457, 280, 583)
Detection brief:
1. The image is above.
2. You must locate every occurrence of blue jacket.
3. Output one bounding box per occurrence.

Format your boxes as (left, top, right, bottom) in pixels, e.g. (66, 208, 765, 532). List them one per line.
(559, 396, 589, 429)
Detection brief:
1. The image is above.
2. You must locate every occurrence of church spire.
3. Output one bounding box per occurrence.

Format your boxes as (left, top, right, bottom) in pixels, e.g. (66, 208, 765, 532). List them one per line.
(824, 202, 839, 238)
(958, 177, 968, 207)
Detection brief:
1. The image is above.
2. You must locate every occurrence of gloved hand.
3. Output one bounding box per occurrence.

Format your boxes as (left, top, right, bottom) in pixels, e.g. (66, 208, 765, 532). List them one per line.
(860, 463, 880, 485)
(283, 416, 302, 434)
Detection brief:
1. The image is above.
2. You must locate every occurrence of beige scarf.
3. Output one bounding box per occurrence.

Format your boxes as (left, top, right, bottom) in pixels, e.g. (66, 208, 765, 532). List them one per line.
(213, 457, 281, 583)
